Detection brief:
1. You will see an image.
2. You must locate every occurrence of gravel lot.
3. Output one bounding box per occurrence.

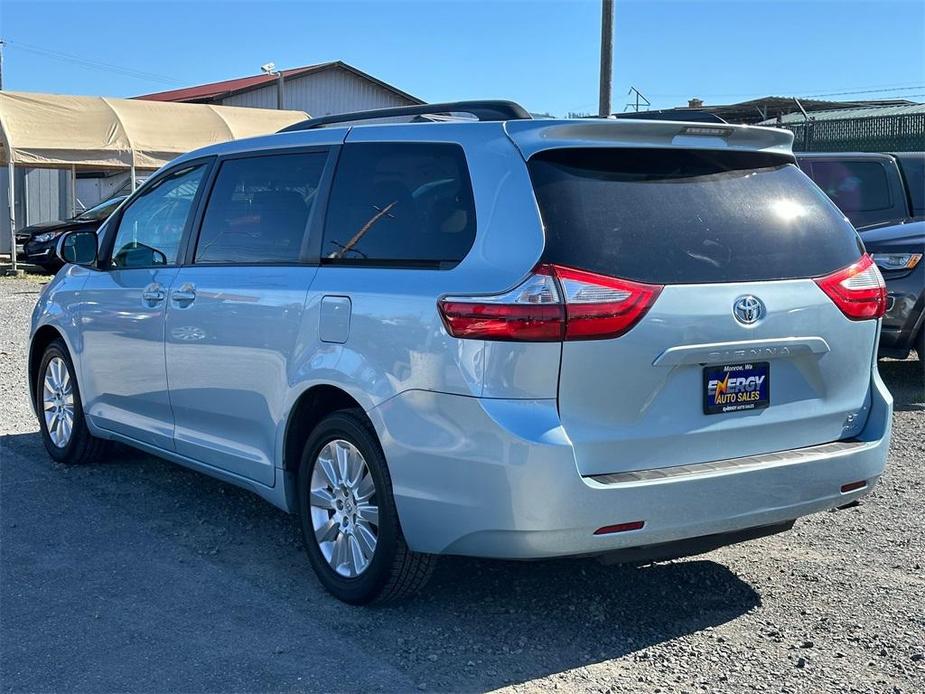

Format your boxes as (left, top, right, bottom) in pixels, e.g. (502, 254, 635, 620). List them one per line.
(1, 274, 923, 693)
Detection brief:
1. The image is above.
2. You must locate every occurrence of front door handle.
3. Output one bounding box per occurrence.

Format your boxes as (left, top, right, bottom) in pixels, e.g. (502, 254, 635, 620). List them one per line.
(171, 283, 197, 307)
(141, 283, 166, 306)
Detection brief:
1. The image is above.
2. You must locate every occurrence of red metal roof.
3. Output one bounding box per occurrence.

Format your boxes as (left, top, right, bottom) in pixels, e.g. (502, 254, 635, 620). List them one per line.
(135, 61, 421, 104)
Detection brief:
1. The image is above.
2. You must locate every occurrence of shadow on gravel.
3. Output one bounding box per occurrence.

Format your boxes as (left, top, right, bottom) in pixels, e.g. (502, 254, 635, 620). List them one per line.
(2, 430, 760, 692)
(879, 357, 925, 412)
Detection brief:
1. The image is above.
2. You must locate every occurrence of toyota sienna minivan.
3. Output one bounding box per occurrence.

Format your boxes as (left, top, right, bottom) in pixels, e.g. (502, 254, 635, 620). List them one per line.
(29, 101, 892, 604)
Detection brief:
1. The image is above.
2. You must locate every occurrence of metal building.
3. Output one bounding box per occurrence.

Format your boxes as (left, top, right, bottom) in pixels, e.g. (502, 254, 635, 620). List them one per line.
(136, 61, 422, 116)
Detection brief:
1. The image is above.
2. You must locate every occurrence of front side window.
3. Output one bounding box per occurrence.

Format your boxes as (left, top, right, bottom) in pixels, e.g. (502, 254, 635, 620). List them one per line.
(322, 142, 476, 268)
(810, 161, 892, 213)
(195, 152, 327, 264)
(110, 165, 207, 268)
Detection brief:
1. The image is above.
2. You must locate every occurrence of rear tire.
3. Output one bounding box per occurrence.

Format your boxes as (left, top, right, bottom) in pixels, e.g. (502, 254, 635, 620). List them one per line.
(297, 409, 435, 604)
(36, 339, 109, 464)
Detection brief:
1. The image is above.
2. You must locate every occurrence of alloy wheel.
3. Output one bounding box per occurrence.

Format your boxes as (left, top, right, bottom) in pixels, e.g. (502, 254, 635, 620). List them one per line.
(42, 356, 74, 448)
(309, 439, 380, 577)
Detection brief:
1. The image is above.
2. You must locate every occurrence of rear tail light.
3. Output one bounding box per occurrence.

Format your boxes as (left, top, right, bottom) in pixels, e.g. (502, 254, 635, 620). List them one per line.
(815, 254, 886, 321)
(439, 264, 662, 341)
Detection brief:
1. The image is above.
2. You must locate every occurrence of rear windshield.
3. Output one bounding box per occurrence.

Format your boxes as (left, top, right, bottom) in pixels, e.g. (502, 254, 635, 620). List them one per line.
(528, 148, 863, 285)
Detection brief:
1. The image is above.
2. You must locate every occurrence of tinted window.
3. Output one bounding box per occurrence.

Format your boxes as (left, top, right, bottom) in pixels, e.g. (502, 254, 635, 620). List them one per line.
(895, 154, 925, 216)
(110, 165, 206, 268)
(529, 148, 862, 285)
(195, 153, 326, 264)
(810, 161, 892, 213)
(75, 196, 125, 222)
(322, 143, 476, 267)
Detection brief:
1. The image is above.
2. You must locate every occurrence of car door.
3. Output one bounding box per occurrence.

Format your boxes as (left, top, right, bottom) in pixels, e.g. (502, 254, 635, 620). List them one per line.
(79, 161, 211, 450)
(164, 148, 334, 485)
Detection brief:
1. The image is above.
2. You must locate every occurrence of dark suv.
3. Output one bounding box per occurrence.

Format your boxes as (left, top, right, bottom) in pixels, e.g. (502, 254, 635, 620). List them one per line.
(864, 221, 924, 360)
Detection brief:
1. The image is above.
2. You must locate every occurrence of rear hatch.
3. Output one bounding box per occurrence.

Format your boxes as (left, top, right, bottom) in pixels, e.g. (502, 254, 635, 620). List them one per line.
(527, 146, 881, 477)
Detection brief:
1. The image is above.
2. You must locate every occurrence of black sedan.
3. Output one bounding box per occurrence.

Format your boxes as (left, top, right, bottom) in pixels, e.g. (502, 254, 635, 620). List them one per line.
(16, 195, 126, 271)
(865, 220, 925, 360)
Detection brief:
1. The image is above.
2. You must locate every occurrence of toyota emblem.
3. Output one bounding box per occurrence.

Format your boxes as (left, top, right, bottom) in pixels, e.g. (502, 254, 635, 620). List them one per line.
(733, 295, 764, 325)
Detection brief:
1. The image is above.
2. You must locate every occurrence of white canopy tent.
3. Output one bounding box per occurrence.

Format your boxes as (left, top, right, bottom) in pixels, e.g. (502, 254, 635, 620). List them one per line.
(0, 91, 308, 269)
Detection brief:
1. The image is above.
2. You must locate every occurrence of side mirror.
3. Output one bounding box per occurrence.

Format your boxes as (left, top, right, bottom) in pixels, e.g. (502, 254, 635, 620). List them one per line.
(56, 230, 98, 267)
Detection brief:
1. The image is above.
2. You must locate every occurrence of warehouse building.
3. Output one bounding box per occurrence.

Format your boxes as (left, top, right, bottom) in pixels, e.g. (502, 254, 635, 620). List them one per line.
(136, 61, 423, 116)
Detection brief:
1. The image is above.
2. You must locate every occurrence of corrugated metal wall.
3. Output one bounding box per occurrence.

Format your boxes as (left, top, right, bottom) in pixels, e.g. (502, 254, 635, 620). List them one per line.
(221, 66, 413, 116)
(1, 167, 72, 253)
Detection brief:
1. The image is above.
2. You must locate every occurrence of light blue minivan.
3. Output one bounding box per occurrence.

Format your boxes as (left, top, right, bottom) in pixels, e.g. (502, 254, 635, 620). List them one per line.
(30, 102, 892, 604)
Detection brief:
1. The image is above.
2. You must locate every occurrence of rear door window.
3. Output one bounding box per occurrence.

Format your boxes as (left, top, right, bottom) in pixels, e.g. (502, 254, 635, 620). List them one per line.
(809, 160, 893, 213)
(528, 148, 862, 285)
(322, 142, 476, 268)
(195, 152, 327, 264)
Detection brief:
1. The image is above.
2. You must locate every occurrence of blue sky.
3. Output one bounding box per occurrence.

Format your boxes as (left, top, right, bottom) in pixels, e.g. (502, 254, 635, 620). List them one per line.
(1, 0, 923, 115)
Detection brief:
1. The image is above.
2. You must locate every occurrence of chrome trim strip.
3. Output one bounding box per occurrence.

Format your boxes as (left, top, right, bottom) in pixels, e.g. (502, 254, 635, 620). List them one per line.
(587, 440, 870, 485)
(652, 336, 830, 367)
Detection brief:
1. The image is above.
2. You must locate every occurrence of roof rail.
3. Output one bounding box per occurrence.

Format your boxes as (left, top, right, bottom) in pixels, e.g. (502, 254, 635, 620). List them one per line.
(278, 100, 532, 132)
(612, 110, 728, 124)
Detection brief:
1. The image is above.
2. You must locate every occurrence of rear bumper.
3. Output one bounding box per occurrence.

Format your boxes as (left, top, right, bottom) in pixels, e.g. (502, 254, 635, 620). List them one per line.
(369, 369, 891, 559)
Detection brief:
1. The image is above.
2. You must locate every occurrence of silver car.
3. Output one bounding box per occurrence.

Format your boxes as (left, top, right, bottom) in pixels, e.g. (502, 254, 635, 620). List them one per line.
(29, 101, 892, 604)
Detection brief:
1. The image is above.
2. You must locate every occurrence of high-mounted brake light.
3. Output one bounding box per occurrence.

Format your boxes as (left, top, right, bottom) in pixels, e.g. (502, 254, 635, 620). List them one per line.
(439, 265, 662, 341)
(815, 254, 887, 321)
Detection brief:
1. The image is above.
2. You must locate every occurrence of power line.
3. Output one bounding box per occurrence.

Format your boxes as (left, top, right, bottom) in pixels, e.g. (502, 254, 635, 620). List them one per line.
(646, 83, 925, 100)
(3, 39, 181, 86)
(803, 85, 925, 98)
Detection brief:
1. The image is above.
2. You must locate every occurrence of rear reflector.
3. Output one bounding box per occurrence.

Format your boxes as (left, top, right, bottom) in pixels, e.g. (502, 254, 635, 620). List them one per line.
(840, 480, 867, 493)
(815, 254, 886, 321)
(593, 520, 645, 535)
(439, 264, 662, 342)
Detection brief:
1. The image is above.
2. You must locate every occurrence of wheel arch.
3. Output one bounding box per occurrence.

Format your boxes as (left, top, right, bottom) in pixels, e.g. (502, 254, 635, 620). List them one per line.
(28, 324, 68, 416)
(279, 383, 369, 511)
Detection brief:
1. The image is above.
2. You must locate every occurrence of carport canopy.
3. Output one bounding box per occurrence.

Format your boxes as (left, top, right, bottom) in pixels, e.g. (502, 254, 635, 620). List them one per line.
(0, 91, 309, 170)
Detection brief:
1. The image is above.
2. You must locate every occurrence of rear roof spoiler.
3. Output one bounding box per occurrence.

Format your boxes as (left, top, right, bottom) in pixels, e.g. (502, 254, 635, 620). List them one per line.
(612, 110, 728, 124)
(504, 119, 795, 161)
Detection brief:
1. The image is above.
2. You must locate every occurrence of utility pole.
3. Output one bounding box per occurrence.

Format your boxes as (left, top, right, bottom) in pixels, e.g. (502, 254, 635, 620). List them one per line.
(598, 0, 614, 118)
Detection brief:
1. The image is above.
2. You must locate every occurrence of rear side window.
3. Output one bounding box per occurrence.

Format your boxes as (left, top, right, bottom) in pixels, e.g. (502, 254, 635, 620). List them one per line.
(322, 142, 476, 268)
(895, 154, 925, 216)
(809, 160, 893, 213)
(528, 148, 862, 285)
(195, 152, 326, 264)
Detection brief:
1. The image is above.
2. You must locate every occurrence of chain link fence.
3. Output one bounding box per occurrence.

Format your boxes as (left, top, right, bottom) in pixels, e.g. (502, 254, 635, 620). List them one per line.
(774, 112, 925, 152)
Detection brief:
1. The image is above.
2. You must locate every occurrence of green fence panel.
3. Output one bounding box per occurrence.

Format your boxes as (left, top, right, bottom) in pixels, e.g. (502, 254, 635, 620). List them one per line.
(776, 114, 925, 152)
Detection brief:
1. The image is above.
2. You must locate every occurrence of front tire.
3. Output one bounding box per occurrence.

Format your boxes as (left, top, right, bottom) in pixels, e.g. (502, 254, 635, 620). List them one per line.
(297, 410, 435, 604)
(36, 339, 108, 464)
